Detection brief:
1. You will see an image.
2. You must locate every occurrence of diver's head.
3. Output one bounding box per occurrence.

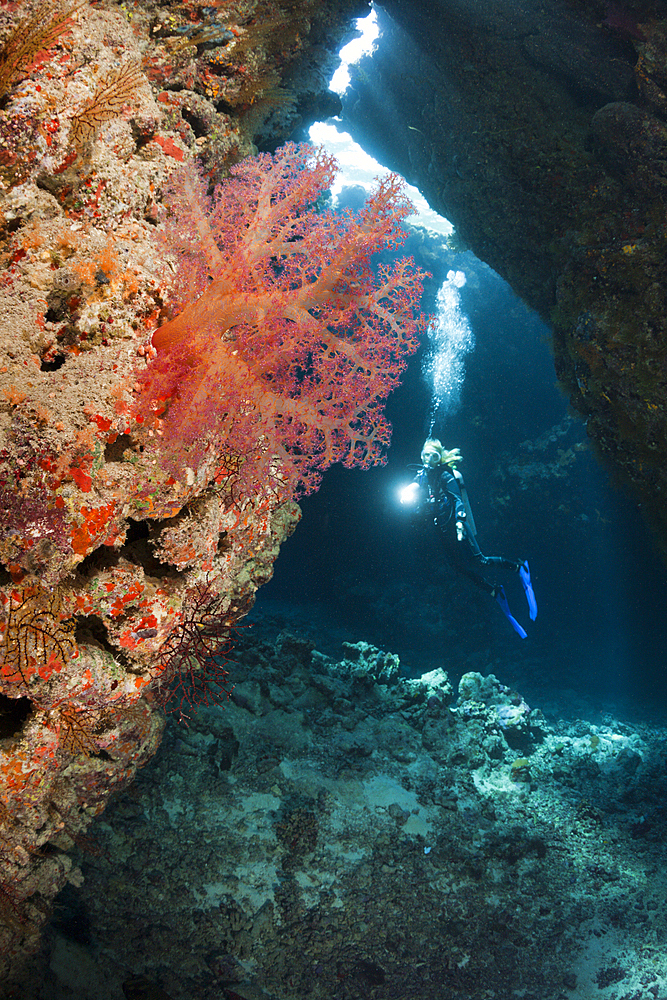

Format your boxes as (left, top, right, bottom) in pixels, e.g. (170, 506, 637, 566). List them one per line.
(421, 440, 463, 469)
(421, 438, 443, 468)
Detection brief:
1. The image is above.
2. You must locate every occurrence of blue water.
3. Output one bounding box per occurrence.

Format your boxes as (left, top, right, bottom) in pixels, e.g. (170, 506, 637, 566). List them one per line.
(251, 239, 667, 723)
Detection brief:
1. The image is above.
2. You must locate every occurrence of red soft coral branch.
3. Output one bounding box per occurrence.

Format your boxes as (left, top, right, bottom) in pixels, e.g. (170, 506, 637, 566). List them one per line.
(136, 142, 429, 497)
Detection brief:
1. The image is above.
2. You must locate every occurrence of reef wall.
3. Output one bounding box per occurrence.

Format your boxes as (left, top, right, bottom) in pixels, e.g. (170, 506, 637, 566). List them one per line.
(0, 0, 362, 976)
(341, 0, 667, 542)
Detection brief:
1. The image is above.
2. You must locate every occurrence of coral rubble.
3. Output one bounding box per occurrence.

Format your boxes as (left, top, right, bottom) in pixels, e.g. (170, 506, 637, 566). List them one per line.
(9, 626, 667, 1000)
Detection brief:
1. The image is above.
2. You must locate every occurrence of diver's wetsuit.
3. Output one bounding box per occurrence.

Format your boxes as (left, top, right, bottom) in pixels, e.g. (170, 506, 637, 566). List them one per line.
(413, 465, 522, 597)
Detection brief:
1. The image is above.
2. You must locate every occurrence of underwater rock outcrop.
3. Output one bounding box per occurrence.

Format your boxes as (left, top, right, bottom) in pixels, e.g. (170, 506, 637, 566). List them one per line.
(341, 0, 667, 544)
(0, 0, 365, 974)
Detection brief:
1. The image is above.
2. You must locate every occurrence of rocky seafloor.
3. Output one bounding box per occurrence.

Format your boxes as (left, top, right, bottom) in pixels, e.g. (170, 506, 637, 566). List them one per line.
(4, 613, 667, 1000)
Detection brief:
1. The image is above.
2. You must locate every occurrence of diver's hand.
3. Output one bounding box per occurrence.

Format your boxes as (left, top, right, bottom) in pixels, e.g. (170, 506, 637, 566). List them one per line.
(456, 520, 465, 542)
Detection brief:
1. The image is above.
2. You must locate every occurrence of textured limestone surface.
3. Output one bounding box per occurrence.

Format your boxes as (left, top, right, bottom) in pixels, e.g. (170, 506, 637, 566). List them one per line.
(0, 0, 361, 973)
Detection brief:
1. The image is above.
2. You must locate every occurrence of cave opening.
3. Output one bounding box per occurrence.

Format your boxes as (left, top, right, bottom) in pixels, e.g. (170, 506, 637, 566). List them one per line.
(250, 1, 667, 718)
(0, 693, 32, 740)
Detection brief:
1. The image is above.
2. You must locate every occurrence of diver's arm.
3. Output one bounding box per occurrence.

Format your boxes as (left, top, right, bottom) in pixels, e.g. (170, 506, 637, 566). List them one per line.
(413, 467, 430, 512)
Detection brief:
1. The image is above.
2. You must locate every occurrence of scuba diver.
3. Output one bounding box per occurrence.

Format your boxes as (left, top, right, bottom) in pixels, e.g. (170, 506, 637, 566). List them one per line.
(400, 438, 537, 638)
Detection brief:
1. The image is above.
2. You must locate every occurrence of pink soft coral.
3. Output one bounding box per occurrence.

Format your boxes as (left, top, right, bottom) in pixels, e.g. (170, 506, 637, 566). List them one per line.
(137, 142, 428, 497)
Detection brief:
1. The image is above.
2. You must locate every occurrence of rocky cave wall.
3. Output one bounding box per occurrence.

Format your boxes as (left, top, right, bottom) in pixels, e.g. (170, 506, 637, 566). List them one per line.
(341, 0, 667, 543)
(0, 0, 364, 977)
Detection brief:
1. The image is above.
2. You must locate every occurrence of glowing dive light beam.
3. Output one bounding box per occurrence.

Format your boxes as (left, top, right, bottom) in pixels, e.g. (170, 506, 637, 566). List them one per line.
(399, 481, 420, 505)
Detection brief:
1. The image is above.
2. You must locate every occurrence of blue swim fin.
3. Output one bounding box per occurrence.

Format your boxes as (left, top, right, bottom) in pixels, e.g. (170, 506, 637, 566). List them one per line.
(495, 586, 528, 639)
(519, 561, 538, 621)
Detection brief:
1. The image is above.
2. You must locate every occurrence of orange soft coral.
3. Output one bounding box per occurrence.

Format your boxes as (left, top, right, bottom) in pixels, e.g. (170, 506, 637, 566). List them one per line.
(137, 142, 429, 497)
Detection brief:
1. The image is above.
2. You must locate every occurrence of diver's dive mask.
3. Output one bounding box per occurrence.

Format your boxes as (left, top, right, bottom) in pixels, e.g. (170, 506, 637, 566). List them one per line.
(421, 447, 441, 468)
